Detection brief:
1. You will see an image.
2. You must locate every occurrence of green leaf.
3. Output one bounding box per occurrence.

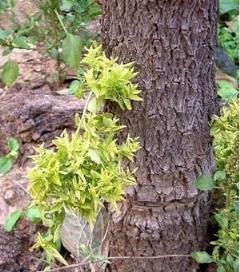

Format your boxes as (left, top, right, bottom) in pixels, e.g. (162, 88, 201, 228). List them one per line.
(87, 97, 103, 113)
(60, 0, 74, 11)
(217, 265, 225, 272)
(232, 18, 239, 38)
(191, 251, 213, 264)
(235, 201, 239, 215)
(88, 149, 101, 164)
(213, 170, 226, 182)
(219, 0, 239, 14)
(4, 210, 23, 232)
(62, 33, 83, 69)
(69, 80, 80, 93)
(25, 206, 41, 223)
(218, 81, 238, 101)
(69, 80, 83, 98)
(1, 60, 19, 87)
(234, 259, 239, 272)
(88, 96, 97, 113)
(123, 98, 132, 110)
(0, 158, 12, 175)
(13, 37, 30, 49)
(7, 137, 19, 157)
(0, 29, 10, 40)
(195, 175, 214, 191)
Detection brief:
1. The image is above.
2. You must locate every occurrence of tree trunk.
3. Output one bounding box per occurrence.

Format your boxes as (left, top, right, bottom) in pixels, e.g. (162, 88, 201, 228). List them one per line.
(101, 1, 218, 271)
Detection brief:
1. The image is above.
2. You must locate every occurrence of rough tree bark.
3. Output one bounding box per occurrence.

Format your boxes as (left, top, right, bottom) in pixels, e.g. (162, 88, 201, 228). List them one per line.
(0, 90, 84, 164)
(101, 1, 218, 271)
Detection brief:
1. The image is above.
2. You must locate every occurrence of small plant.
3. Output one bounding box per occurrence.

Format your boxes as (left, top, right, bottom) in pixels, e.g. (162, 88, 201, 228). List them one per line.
(0, 0, 101, 87)
(0, 137, 19, 176)
(193, 98, 239, 272)
(210, 98, 239, 272)
(218, 0, 239, 63)
(217, 80, 238, 101)
(4, 205, 41, 232)
(27, 45, 142, 265)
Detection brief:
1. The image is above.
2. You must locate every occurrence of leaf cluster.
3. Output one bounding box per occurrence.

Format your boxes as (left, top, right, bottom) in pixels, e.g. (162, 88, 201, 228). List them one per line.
(0, 137, 19, 176)
(210, 98, 239, 272)
(194, 98, 239, 271)
(71, 45, 142, 110)
(28, 114, 139, 226)
(211, 98, 238, 170)
(27, 45, 142, 264)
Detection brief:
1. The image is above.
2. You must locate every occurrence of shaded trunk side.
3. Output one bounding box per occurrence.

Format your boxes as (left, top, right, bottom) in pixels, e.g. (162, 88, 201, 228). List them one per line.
(101, 1, 218, 271)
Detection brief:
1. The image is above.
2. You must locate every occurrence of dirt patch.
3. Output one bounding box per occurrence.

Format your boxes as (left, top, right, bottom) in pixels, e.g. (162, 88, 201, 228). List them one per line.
(0, 168, 29, 225)
(0, 221, 43, 271)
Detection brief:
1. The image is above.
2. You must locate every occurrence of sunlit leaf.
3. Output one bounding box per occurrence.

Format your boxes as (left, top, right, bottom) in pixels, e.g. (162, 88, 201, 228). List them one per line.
(4, 210, 23, 232)
(0, 158, 12, 175)
(1, 60, 19, 87)
(7, 137, 19, 157)
(218, 81, 238, 101)
(88, 149, 101, 164)
(69, 80, 84, 98)
(62, 33, 83, 69)
(191, 251, 213, 264)
(25, 206, 41, 223)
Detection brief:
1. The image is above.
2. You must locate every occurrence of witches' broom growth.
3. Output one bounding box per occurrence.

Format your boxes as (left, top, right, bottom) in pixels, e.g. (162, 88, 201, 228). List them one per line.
(27, 45, 142, 264)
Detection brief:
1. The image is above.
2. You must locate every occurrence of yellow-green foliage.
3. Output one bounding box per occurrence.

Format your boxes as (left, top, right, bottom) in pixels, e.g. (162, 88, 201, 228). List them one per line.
(81, 45, 142, 110)
(27, 45, 142, 264)
(211, 98, 239, 170)
(210, 98, 239, 272)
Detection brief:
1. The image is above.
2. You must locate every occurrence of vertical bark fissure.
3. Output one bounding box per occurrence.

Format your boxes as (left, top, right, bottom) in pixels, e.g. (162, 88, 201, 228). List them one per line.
(102, 1, 218, 271)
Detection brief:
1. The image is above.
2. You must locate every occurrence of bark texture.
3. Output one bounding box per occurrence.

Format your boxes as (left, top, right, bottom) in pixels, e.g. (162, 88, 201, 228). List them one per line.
(101, 1, 218, 271)
(0, 90, 84, 164)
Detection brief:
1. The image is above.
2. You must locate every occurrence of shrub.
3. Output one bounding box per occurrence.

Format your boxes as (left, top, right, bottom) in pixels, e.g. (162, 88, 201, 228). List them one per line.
(27, 45, 142, 264)
(210, 98, 239, 272)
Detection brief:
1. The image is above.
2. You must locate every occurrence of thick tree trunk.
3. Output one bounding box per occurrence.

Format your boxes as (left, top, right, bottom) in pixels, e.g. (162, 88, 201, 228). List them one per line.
(102, 1, 218, 272)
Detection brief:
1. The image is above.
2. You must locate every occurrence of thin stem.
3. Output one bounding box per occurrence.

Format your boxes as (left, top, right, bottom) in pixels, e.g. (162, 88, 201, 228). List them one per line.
(38, 254, 191, 272)
(54, 9, 68, 34)
(13, 180, 32, 198)
(76, 92, 92, 134)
